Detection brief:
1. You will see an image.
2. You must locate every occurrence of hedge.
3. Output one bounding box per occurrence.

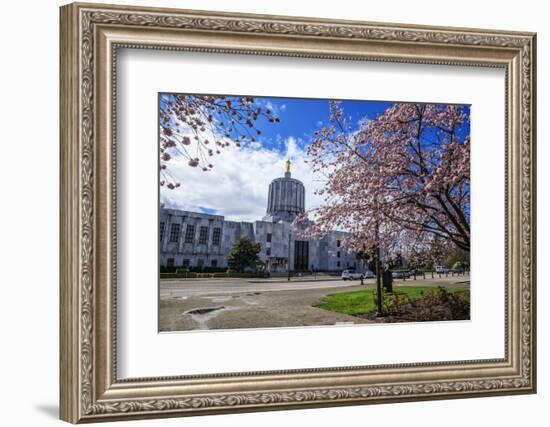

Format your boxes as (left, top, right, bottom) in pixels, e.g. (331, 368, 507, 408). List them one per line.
(160, 271, 268, 279)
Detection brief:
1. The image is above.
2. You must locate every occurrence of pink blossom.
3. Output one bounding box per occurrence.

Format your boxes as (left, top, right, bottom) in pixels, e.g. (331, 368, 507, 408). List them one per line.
(301, 101, 470, 258)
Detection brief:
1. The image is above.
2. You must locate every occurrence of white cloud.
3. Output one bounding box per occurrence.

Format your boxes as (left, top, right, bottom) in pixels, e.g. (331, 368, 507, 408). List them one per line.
(161, 137, 326, 222)
(285, 136, 299, 157)
(262, 100, 286, 116)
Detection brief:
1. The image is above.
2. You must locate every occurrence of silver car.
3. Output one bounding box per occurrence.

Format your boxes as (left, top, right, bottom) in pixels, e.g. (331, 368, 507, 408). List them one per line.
(363, 270, 375, 279)
(341, 270, 364, 280)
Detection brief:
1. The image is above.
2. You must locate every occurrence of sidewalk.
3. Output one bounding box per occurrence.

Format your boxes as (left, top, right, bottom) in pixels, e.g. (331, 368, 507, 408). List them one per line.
(247, 275, 341, 284)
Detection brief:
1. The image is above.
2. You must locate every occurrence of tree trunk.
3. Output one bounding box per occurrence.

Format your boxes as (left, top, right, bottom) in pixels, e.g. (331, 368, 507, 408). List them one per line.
(375, 246, 383, 316)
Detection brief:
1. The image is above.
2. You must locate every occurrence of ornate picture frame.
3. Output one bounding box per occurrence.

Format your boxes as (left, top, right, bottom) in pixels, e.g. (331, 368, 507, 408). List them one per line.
(60, 2, 536, 423)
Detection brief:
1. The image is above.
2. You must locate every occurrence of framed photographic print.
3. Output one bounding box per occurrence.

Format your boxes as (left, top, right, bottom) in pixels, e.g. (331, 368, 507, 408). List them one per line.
(60, 2, 537, 423)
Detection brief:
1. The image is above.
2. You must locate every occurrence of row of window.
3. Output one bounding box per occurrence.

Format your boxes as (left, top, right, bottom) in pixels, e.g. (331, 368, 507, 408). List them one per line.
(160, 222, 222, 245)
(160, 223, 343, 250)
(165, 258, 348, 269)
(166, 258, 218, 268)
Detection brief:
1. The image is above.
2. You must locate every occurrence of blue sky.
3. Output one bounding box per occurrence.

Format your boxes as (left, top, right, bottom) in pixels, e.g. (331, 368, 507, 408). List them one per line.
(254, 96, 470, 153)
(246, 96, 395, 152)
(160, 95, 470, 222)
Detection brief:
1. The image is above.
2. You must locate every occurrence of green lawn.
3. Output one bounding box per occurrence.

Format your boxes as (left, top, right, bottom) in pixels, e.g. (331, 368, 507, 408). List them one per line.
(315, 286, 467, 316)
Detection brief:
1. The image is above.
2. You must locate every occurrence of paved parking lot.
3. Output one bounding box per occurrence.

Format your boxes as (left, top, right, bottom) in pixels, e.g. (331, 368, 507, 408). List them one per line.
(159, 275, 470, 331)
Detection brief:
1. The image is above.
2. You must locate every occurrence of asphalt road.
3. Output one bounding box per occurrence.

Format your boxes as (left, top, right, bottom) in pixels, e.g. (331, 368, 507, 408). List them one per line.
(159, 275, 470, 332)
(160, 277, 370, 298)
(160, 275, 469, 298)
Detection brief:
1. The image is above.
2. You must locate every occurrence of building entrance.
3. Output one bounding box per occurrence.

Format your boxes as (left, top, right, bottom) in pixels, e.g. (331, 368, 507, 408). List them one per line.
(294, 241, 309, 271)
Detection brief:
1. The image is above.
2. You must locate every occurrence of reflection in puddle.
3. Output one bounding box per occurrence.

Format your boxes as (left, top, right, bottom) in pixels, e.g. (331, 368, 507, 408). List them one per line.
(183, 306, 236, 330)
(185, 306, 224, 315)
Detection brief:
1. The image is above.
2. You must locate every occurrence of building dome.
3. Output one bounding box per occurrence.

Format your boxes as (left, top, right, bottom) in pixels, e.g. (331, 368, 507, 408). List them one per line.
(264, 160, 305, 223)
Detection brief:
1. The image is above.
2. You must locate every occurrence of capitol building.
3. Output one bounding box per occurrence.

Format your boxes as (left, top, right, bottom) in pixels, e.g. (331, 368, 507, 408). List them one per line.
(159, 161, 359, 274)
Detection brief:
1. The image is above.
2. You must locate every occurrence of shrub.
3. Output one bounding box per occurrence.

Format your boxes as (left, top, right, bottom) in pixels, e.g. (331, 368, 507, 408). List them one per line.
(372, 289, 410, 314)
(402, 287, 470, 321)
(370, 287, 469, 321)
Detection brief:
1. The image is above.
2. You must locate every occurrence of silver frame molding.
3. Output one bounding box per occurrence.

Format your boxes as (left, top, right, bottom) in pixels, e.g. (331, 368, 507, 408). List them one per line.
(60, 2, 536, 423)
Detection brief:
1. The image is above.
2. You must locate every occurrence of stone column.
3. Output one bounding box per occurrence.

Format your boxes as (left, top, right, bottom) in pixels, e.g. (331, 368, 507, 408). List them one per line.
(178, 215, 186, 253)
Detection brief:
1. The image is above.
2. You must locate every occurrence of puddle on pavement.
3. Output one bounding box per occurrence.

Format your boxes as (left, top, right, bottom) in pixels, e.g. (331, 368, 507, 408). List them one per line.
(183, 306, 236, 330)
(185, 306, 224, 315)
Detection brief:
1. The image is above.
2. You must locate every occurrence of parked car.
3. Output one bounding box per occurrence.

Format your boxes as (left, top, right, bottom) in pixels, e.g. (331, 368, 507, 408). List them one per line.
(409, 268, 422, 276)
(363, 270, 375, 279)
(341, 269, 364, 280)
(391, 270, 410, 279)
(435, 266, 449, 274)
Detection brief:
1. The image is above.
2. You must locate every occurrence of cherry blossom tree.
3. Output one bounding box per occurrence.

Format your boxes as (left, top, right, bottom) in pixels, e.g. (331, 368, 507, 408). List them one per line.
(403, 235, 450, 274)
(159, 94, 279, 189)
(299, 101, 470, 259)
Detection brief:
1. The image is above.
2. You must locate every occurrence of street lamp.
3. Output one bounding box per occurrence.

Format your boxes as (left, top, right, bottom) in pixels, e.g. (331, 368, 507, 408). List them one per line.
(375, 246, 383, 317)
(287, 230, 291, 281)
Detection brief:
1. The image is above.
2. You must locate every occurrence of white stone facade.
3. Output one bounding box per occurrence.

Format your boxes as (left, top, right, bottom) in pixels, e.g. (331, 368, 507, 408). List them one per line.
(160, 165, 359, 274)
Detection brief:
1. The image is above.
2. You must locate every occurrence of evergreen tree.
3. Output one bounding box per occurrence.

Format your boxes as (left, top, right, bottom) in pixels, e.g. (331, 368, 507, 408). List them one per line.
(226, 236, 261, 272)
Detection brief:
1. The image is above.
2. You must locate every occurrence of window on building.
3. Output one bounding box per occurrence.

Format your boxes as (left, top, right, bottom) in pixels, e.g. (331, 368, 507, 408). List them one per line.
(169, 223, 180, 242)
(184, 224, 195, 243)
(199, 226, 209, 244)
(182, 259, 190, 268)
(211, 259, 218, 267)
(336, 239, 341, 247)
(212, 227, 221, 245)
(266, 248, 271, 256)
(167, 258, 174, 268)
(266, 233, 272, 242)
(337, 261, 341, 268)
(197, 259, 204, 268)
(337, 251, 341, 258)
(159, 222, 165, 242)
